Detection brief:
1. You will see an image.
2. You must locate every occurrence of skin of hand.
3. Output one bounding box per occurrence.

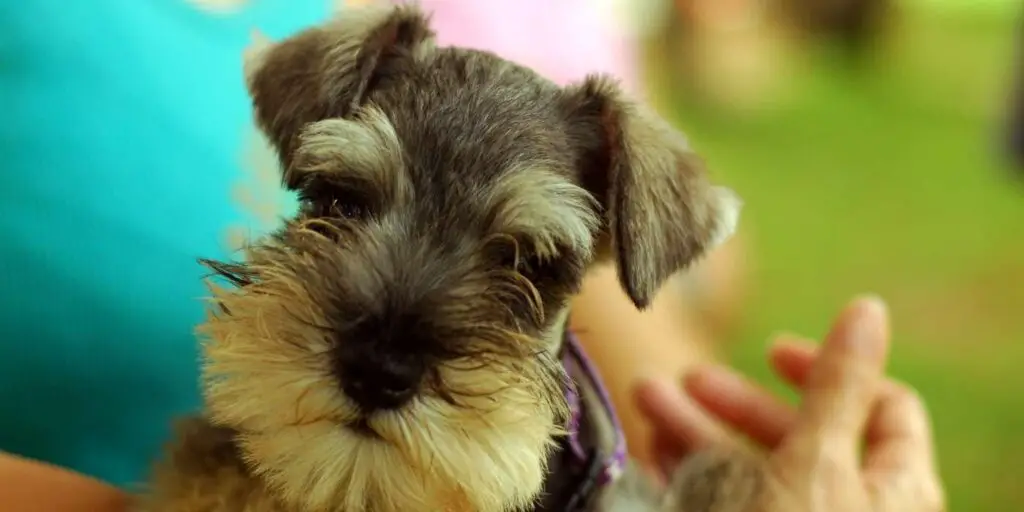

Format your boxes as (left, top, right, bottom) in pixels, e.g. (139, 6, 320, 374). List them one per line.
(634, 296, 946, 512)
(0, 452, 128, 512)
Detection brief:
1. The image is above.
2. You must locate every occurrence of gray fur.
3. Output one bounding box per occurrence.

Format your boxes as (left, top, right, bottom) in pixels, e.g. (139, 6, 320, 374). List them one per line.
(137, 4, 755, 512)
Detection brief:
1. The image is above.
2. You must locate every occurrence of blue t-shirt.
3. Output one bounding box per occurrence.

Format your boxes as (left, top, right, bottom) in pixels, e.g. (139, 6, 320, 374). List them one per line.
(0, 0, 328, 488)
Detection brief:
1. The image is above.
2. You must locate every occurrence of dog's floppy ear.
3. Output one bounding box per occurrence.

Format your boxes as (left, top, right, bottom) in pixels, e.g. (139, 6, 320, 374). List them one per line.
(561, 74, 741, 310)
(243, 4, 434, 188)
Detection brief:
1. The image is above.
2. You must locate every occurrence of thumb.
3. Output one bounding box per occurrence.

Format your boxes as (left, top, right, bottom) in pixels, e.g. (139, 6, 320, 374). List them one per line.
(785, 296, 891, 460)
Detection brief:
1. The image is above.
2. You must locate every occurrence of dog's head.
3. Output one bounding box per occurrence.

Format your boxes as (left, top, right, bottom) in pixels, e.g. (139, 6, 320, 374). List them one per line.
(200, 5, 740, 511)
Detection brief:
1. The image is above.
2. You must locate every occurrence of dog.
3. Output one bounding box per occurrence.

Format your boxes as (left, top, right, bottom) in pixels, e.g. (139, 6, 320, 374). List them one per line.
(134, 4, 761, 511)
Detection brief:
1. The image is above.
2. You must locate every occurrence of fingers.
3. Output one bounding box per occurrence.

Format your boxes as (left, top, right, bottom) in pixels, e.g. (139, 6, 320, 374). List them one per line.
(650, 427, 688, 480)
(768, 335, 817, 387)
(864, 382, 945, 512)
(677, 329, 870, 451)
(771, 334, 940, 480)
(863, 381, 936, 474)
(633, 377, 731, 458)
(684, 365, 797, 449)
(786, 296, 891, 458)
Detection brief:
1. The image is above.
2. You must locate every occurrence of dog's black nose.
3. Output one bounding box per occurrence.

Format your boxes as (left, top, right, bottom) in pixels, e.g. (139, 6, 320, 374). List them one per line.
(340, 358, 424, 411)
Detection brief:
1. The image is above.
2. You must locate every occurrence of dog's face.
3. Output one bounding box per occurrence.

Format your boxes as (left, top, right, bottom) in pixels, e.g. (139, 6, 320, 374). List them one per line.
(199, 5, 740, 512)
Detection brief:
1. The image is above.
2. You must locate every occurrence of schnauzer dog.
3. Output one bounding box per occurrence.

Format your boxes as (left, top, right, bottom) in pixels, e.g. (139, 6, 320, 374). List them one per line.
(136, 4, 761, 512)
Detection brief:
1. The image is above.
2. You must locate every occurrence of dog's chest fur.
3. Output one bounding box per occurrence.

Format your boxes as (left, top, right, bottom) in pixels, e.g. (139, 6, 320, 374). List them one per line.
(538, 334, 761, 512)
(138, 331, 658, 512)
(138, 330, 757, 512)
(535, 330, 656, 511)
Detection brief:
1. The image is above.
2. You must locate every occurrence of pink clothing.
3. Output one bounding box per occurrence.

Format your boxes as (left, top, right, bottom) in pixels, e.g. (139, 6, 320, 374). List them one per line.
(404, 0, 640, 94)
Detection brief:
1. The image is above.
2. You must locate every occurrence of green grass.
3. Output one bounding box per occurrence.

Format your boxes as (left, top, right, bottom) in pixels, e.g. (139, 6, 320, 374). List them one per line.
(658, 7, 1023, 510)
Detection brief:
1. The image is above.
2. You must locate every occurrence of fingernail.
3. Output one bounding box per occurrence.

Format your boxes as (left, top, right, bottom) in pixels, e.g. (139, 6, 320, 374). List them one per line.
(768, 330, 805, 347)
(857, 294, 888, 315)
(844, 294, 889, 356)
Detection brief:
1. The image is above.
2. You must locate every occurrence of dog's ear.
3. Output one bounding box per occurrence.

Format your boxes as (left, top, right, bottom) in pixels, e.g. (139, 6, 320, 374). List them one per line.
(242, 4, 434, 189)
(560, 75, 741, 310)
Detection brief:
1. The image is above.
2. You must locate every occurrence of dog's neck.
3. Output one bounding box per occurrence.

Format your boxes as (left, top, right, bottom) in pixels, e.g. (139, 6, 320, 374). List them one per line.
(544, 307, 572, 354)
(535, 307, 628, 511)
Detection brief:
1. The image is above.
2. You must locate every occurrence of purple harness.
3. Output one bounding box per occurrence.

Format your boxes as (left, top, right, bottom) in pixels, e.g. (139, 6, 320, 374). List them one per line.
(556, 329, 628, 509)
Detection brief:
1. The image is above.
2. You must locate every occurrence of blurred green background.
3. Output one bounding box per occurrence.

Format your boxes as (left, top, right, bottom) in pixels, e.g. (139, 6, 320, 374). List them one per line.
(646, 1, 1022, 509)
(5, 0, 1017, 507)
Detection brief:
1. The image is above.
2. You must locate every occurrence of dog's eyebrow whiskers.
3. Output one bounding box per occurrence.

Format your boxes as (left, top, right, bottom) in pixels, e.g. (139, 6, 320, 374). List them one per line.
(483, 271, 545, 326)
(200, 259, 258, 288)
(487, 167, 600, 258)
(287, 106, 410, 203)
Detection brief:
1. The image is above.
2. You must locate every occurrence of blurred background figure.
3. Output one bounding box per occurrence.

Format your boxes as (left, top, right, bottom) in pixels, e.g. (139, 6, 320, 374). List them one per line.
(1009, 13, 1024, 173)
(778, 0, 897, 63)
(647, 0, 899, 114)
(642, 0, 1024, 510)
(649, 0, 799, 113)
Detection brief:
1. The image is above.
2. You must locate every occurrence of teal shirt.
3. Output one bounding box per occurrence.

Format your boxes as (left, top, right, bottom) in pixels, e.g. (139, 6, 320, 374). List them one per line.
(0, 0, 326, 488)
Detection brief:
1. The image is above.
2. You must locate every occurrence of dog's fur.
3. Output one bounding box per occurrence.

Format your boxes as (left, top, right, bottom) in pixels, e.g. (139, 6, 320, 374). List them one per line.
(135, 4, 759, 511)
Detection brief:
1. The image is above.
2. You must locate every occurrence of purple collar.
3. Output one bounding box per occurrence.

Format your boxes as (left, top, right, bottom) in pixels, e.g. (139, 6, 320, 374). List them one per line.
(560, 328, 628, 491)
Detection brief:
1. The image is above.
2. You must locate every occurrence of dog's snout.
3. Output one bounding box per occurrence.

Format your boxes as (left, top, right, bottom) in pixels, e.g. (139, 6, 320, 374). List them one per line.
(340, 356, 424, 411)
(331, 276, 443, 412)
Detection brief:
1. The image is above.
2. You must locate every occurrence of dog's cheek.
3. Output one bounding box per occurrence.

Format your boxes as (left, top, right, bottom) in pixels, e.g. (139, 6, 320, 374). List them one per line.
(426, 358, 567, 510)
(197, 252, 359, 437)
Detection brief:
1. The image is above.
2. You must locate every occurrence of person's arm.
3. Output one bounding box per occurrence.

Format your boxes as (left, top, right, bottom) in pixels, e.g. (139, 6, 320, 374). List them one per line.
(0, 452, 128, 512)
(570, 263, 715, 470)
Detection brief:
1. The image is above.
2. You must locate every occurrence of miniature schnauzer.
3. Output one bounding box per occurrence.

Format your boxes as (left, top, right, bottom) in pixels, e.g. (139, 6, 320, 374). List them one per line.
(135, 4, 763, 511)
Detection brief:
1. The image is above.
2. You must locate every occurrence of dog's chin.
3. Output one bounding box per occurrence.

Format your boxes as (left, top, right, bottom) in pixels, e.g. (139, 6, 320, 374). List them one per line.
(199, 276, 570, 511)
(230, 393, 560, 512)
(346, 417, 382, 440)
(202, 321, 566, 511)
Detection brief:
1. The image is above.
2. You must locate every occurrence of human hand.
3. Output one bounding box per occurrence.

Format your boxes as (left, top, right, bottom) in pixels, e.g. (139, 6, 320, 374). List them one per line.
(634, 296, 945, 511)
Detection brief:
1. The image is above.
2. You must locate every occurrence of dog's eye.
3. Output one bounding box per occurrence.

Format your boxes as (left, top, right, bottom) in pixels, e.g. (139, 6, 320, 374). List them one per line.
(490, 238, 572, 287)
(306, 196, 368, 222)
(491, 239, 527, 271)
(494, 244, 545, 279)
(516, 254, 545, 280)
(338, 203, 361, 219)
(329, 199, 365, 220)
(495, 244, 518, 270)
(297, 175, 371, 221)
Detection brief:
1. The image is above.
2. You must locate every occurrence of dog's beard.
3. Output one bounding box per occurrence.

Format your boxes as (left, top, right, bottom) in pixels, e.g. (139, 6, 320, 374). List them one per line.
(198, 247, 568, 512)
